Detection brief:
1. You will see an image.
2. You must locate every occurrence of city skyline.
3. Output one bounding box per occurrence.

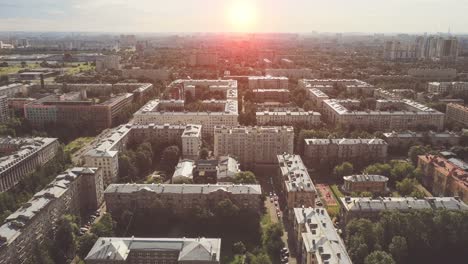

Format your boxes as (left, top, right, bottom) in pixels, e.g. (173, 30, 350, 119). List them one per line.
(0, 0, 467, 33)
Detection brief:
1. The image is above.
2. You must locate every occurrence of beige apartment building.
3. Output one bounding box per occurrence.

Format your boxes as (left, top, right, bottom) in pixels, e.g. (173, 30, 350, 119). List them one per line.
(446, 103, 468, 127)
(303, 138, 388, 168)
(0, 167, 104, 264)
(213, 126, 294, 168)
(0, 137, 59, 192)
(85, 237, 221, 264)
(299, 79, 375, 96)
(256, 110, 321, 127)
(105, 183, 262, 217)
(277, 154, 316, 213)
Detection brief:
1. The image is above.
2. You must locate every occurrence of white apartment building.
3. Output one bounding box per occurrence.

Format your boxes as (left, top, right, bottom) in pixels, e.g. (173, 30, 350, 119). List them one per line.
(299, 79, 375, 96)
(248, 76, 289, 90)
(213, 126, 294, 168)
(446, 103, 468, 127)
(84, 124, 202, 185)
(428, 82, 468, 94)
(307, 88, 330, 108)
(133, 99, 238, 136)
(256, 110, 321, 127)
(0, 137, 59, 192)
(95, 55, 120, 72)
(293, 207, 352, 264)
(0, 83, 30, 98)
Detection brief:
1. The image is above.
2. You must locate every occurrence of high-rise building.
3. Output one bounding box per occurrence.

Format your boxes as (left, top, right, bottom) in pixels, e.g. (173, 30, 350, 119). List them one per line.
(96, 55, 120, 72)
(189, 51, 218, 66)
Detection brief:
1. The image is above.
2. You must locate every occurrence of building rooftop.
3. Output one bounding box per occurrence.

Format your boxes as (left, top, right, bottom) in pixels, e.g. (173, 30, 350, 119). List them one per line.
(0, 167, 99, 248)
(85, 237, 221, 262)
(294, 207, 352, 264)
(305, 138, 387, 146)
(0, 137, 58, 175)
(277, 154, 316, 193)
(343, 174, 389, 183)
(173, 160, 195, 181)
(256, 110, 321, 117)
(105, 183, 262, 195)
(340, 197, 468, 213)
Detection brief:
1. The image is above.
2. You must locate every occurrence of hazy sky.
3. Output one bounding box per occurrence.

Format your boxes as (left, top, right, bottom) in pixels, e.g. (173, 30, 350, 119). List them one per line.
(0, 0, 467, 33)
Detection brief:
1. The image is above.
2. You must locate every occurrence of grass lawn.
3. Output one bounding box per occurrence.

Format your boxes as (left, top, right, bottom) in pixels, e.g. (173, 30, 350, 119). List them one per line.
(66, 64, 95, 75)
(330, 184, 345, 198)
(64, 137, 94, 155)
(0, 64, 40, 76)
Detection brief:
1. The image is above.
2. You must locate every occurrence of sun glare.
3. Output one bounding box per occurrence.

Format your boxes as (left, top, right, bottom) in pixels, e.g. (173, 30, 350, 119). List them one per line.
(229, 1, 256, 31)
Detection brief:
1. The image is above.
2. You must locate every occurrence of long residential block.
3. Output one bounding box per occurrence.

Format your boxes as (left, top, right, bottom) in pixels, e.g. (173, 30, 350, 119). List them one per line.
(0, 167, 104, 264)
(0, 137, 59, 192)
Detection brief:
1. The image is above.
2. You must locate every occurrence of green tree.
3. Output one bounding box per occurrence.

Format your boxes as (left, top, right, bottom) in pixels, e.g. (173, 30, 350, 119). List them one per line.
(214, 199, 240, 218)
(199, 148, 209, 160)
(364, 251, 396, 264)
(249, 252, 272, 264)
(233, 171, 258, 184)
(396, 178, 418, 196)
(262, 223, 285, 257)
(233, 241, 246, 255)
(390, 161, 415, 183)
(91, 214, 114, 237)
(408, 145, 431, 165)
(77, 233, 98, 259)
(388, 236, 408, 263)
(333, 162, 354, 181)
(55, 215, 77, 261)
(160, 145, 181, 173)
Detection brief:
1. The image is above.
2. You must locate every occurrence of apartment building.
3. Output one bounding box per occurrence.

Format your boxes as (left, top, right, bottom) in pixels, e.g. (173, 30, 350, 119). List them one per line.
(418, 155, 468, 204)
(96, 55, 120, 72)
(256, 110, 321, 127)
(133, 99, 238, 137)
(277, 154, 316, 213)
(446, 103, 468, 127)
(383, 131, 461, 148)
(0, 167, 104, 264)
(299, 79, 375, 96)
(189, 51, 218, 66)
(428, 82, 468, 94)
(84, 124, 202, 185)
(193, 156, 241, 184)
(0, 137, 59, 192)
(342, 174, 389, 194)
(85, 237, 221, 264)
(105, 183, 262, 217)
(339, 196, 468, 225)
(24, 92, 134, 131)
(0, 83, 30, 98)
(307, 88, 329, 108)
(321, 99, 445, 131)
(213, 126, 294, 168)
(265, 68, 314, 79)
(167, 79, 237, 99)
(0, 96, 8, 123)
(248, 76, 289, 90)
(253, 89, 290, 103)
(303, 138, 388, 168)
(408, 68, 457, 81)
(293, 207, 352, 264)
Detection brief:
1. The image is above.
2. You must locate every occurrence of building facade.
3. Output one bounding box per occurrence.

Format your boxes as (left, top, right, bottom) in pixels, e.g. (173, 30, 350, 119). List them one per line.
(446, 103, 468, 127)
(303, 138, 388, 168)
(0, 96, 8, 123)
(277, 154, 316, 214)
(0, 137, 59, 192)
(105, 183, 262, 217)
(342, 174, 389, 194)
(0, 167, 104, 264)
(256, 110, 321, 127)
(213, 126, 294, 168)
(418, 155, 468, 204)
(248, 76, 288, 90)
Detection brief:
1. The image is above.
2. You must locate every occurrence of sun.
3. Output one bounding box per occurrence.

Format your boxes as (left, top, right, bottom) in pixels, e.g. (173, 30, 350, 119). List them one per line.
(229, 1, 256, 31)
